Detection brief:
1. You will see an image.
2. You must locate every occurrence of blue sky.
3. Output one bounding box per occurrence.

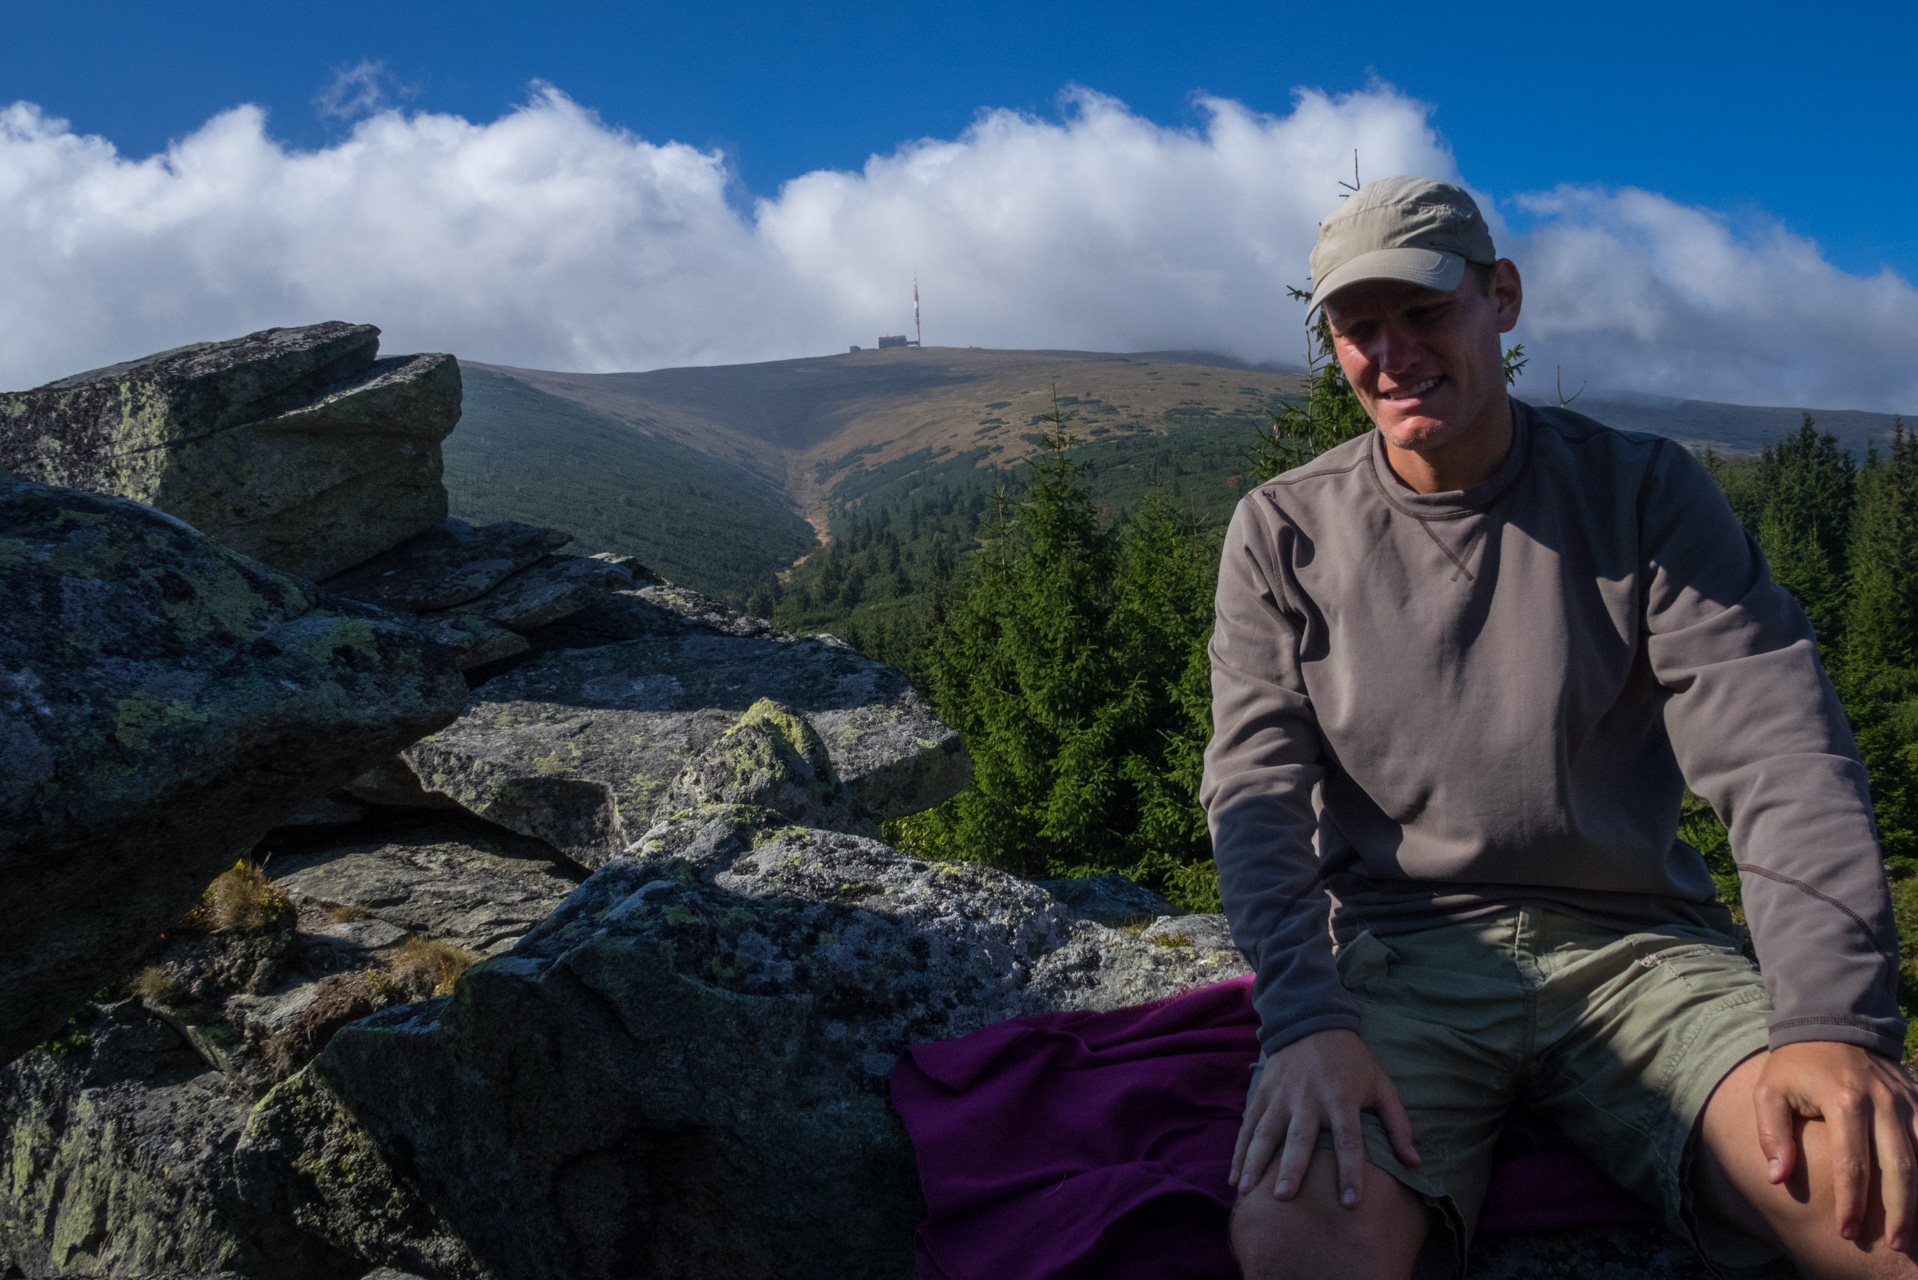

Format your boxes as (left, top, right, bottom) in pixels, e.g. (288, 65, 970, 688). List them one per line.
(2, 0, 1915, 409)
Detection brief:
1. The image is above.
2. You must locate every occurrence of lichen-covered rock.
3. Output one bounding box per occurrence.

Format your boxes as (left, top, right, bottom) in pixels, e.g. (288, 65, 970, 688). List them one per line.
(424, 553, 637, 635)
(320, 518, 572, 613)
(0, 322, 460, 581)
(0, 474, 469, 1067)
(666, 697, 874, 833)
(0, 1001, 360, 1280)
(385, 631, 970, 867)
(1, 805, 584, 1276)
(413, 612, 530, 671)
(233, 1069, 483, 1280)
(1035, 870, 1178, 926)
(235, 811, 1244, 1280)
(266, 818, 583, 955)
(527, 582, 788, 649)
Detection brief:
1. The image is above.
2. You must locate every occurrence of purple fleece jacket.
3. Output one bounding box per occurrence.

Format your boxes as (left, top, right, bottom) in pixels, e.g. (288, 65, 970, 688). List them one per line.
(1201, 399, 1903, 1059)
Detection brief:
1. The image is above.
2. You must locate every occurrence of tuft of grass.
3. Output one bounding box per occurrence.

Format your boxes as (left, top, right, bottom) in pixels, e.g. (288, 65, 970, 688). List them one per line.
(130, 965, 186, 1006)
(1148, 930, 1193, 948)
(193, 860, 293, 933)
(327, 902, 371, 923)
(386, 937, 482, 998)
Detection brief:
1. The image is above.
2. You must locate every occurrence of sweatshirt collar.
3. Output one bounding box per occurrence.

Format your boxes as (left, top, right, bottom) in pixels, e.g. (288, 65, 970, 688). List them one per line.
(1366, 396, 1532, 519)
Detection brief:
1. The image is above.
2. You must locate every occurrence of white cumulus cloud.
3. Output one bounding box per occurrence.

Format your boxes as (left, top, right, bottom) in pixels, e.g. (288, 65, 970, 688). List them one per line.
(0, 83, 1912, 413)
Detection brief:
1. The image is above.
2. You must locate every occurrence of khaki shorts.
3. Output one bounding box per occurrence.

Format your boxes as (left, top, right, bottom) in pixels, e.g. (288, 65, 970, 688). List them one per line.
(1247, 906, 1773, 1278)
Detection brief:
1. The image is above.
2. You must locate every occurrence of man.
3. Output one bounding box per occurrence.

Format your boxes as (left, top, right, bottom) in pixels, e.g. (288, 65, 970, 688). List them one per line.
(1202, 174, 1918, 1279)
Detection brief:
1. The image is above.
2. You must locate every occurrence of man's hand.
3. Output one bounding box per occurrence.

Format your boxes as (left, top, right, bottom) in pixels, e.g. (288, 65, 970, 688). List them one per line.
(1753, 1041, 1918, 1249)
(1231, 1028, 1420, 1209)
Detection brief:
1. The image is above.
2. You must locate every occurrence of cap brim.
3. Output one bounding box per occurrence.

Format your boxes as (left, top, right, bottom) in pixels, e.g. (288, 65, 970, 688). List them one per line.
(1307, 247, 1466, 315)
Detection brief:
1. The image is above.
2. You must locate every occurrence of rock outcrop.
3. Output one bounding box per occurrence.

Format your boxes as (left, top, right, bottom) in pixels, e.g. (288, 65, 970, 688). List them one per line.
(0, 323, 1760, 1280)
(0, 323, 460, 581)
(0, 473, 469, 1066)
(380, 622, 970, 867)
(235, 808, 1249, 1280)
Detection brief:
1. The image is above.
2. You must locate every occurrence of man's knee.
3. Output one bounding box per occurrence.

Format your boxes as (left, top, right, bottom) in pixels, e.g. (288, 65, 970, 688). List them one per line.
(1230, 1149, 1428, 1280)
(1696, 1054, 1918, 1277)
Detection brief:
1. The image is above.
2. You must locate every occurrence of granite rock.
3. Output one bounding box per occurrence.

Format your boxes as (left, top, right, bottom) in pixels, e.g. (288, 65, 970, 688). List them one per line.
(527, 582, 788, 651)
(266, 817, 583, 955)
(0, 474, 469, 1066)
(427, 553, 637, 635)
(238, 810, 1247, 1280)
(385, 631, 970, 867)
(0, 1001, 360, 1280)
(1035, 870, 1178, 926)
(321, 518, 572, 613)
(0, 323, 462, 581)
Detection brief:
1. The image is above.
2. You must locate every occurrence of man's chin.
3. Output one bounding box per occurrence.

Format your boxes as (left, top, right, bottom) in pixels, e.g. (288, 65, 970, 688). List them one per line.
(1376, 415, 1460, 452)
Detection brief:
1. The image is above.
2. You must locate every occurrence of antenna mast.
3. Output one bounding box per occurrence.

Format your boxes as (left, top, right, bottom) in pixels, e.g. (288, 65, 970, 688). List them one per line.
(913, 273, 922, 347)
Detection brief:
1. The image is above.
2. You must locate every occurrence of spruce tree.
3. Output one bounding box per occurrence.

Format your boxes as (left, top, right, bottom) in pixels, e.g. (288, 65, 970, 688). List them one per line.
(1841, 423, 1918, 860)
(1753, 415, 1856, 647)
(910, 416, 1224, 901)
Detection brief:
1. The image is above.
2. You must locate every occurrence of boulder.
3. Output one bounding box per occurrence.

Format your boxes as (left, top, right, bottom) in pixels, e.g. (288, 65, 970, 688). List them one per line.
(0, 807, 572, 1279)
(320, 518, 573, 613)
(529, 581, 787, 648)
(265, 817, 583, 956)
(423, 553, 638, 635)
(0, 1000, 361, 1280)
(0, 323, 460, 581)
(412, 613, 531, 672)
(1035, 870, 1179, 926)
(0, 473, 469, 1066)
(236, 808, 1249, 1280)
(374, 629, 971, 867)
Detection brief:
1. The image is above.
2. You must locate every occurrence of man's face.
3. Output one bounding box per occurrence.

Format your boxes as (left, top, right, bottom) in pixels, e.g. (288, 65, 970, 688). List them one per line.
(1321, 260, 1522, 457)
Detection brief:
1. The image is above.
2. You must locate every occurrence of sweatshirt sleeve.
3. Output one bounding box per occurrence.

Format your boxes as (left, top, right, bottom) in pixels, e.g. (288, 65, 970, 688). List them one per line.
(1641, 441, 1904, 1058)
(1201, 494, 1360, 1055)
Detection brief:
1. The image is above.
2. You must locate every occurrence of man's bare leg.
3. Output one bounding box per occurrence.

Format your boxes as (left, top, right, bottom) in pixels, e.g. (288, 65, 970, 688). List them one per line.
(1230, 1148, 1429, 1280)
(1695, 1053, 1918, 1278)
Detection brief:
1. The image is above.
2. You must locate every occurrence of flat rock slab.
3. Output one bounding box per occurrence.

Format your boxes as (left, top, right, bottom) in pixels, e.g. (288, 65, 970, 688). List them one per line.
(239, 811, 1245, 1280)
(428, 553, 637, 634)
(528, 583, 789, 650)
(0, 322, 461, 581)
(322, 518, 572, 612)
(412, 612, 530, 671)
(0, 474, 469, 1066)
(394, 631, 970, 866)
(267, 818, 584, 954)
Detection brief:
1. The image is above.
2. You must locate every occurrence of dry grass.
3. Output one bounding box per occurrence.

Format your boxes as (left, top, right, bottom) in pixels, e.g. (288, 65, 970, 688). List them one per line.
(130, 965, 186, 1006)
(386, 937, 482, 998)
(326, 902, 371, 923)
(184, 860, 293, 933)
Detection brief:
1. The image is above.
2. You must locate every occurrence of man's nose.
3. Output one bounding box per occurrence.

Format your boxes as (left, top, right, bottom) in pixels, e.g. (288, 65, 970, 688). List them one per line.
(1374, 323, 1419, 373)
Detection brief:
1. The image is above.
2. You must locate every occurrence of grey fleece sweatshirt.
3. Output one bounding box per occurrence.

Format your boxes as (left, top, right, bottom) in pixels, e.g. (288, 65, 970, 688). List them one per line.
(1202, 399, 1904, 1060)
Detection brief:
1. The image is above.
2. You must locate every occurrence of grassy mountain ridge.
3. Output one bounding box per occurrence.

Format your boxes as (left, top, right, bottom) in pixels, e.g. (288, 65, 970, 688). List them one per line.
(447, 346, 1911, 609)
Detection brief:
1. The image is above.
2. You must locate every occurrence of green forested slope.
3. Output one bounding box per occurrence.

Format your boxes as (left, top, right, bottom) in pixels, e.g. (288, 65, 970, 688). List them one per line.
(446, 368, 816, 600)
(762, 413, 1270, 672)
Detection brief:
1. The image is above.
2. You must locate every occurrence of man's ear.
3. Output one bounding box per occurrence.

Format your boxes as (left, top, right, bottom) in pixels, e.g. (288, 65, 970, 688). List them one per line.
(1492, 259, 1523, 334)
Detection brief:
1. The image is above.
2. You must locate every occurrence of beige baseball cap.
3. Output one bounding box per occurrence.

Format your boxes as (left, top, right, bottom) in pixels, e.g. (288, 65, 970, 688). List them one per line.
(1306, 175, 1496, 314)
